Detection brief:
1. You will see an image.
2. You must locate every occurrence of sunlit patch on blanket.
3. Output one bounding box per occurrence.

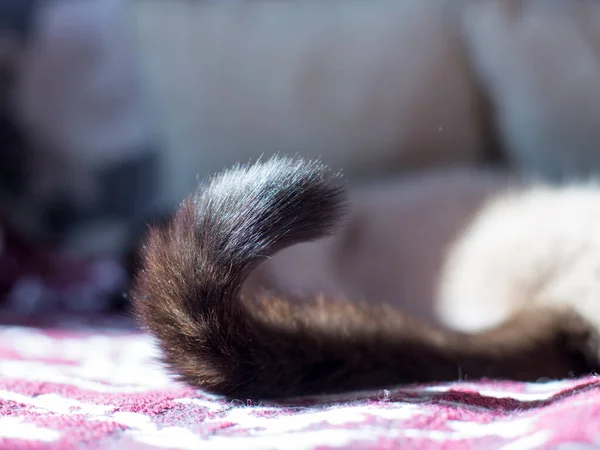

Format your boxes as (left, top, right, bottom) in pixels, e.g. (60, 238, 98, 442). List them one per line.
(0, 321, 599, 449)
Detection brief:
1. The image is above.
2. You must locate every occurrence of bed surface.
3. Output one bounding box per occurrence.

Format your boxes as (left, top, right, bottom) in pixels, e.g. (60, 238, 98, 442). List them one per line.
(0, 317, 598, 450)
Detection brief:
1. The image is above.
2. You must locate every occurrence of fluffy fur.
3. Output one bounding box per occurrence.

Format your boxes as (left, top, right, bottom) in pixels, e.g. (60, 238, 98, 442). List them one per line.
(132, 157, 599, 400)
(438, 183, 600, 334)
(241, 166, 517, 324)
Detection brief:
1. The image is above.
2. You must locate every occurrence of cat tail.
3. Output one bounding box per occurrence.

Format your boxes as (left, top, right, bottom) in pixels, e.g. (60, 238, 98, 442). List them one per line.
(132, 156, 595, 400)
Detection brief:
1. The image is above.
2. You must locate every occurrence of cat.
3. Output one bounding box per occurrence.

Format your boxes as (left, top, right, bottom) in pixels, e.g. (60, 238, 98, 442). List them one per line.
(132, 156, 600, 400)
(437, 182, 600, 335)
(240, 164, 516, 324)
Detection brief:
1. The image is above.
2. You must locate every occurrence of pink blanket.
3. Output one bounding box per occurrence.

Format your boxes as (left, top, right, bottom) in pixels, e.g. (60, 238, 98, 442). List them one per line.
(0, 318, 599, 450)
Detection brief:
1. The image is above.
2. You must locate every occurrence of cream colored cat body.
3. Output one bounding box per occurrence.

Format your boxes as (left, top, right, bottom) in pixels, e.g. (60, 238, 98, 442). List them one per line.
(438, 182, 600, 334)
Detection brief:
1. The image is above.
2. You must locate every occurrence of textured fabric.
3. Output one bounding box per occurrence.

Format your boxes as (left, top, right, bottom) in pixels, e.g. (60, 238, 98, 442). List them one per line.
(0, 318, 599, 450)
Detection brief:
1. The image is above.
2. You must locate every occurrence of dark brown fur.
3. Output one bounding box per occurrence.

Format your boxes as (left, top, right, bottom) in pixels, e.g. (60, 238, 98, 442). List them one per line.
(131, 157, 599, 400)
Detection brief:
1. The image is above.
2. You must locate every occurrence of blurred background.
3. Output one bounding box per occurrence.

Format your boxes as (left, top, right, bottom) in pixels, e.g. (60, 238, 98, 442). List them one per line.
(1, 0, 600, 326)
